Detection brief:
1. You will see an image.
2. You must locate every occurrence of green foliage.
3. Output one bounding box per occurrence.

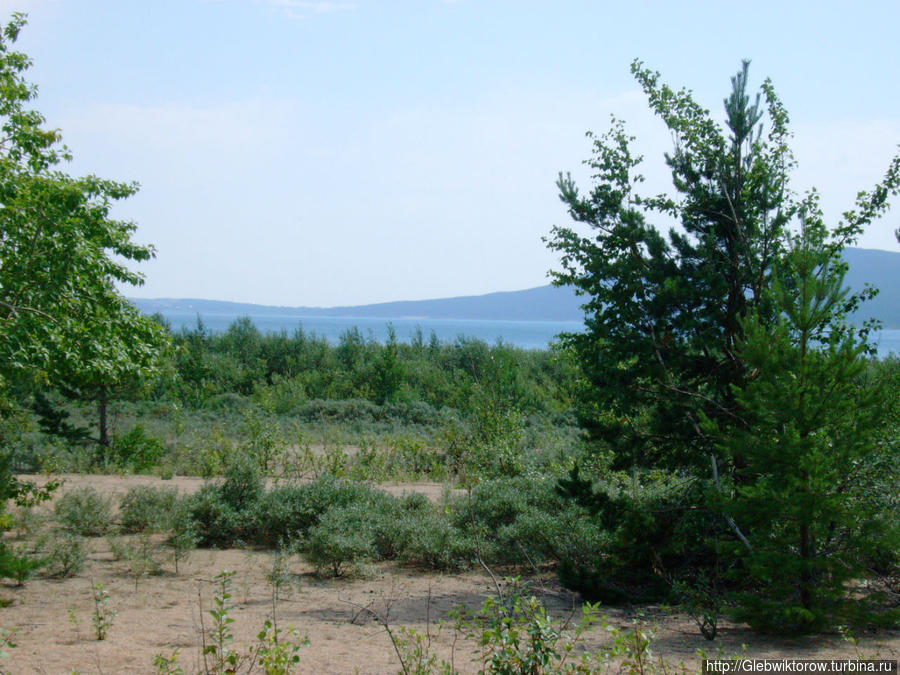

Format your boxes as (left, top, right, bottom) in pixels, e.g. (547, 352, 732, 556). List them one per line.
(0, 12, 168, 415)
(705, 219, 900, 633)
(110, 424, 167, 472)
(118, 485, 178, 533)
(154, 566, 308, 675)
(547, 57, 900, 629)
(548, 59, 899, 472)
(42, 529, 86, 577)
(391, 506, 476, 572)
(186, 485, 244, 548)
(30, 390, 91, 445)
(188, 471, 389, 549)
(153, 649, 186, 675)
(239, 407, 286, 473)
(91, 581, 116, 640)
(548, 59, 796, 469)
(0, 544, 44, 585)
(168, 501, 198, 575)
(203, 570, 245, 673)
(0, 13, 163, 584)
(0, 627, 16, 662)
(471, 589, 604, 675)
(305, 503, 377, 577)
(256, 619, 308, 675)
(109, 533, 163, 587)
(553, 468, 724, 604)
(453, 477, 568, 566)
(220, 453, 264, 511)
(166, 319, 573, 424)
(54, 486, 113, 536)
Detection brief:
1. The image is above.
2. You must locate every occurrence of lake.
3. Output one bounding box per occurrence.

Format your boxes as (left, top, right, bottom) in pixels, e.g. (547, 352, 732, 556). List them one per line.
(154, 310, 900, 358)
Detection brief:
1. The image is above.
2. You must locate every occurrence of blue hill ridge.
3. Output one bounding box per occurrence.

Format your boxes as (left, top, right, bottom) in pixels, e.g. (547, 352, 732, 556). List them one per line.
(131, 247, 900, 328)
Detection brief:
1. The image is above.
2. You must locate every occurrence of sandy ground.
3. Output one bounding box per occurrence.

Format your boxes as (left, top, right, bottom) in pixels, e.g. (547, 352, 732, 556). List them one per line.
(0, 475, 897, 674)
(22, 473, 458, 505)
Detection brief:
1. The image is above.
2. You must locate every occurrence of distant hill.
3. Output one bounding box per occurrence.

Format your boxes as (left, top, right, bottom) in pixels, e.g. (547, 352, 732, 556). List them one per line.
(131, 247, 900, 328)
(843, 248, 900, 328)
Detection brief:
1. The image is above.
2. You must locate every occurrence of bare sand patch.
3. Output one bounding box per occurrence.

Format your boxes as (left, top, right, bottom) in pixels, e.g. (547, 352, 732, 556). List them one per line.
(1, 475, 897, 673)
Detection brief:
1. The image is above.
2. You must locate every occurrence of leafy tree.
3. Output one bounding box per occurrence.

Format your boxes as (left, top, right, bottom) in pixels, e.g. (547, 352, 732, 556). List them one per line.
(0, 15, 169, 448)
(372, 323, 403, 404)
(0, 14, 166, 572)
(705, 210, 900, 632)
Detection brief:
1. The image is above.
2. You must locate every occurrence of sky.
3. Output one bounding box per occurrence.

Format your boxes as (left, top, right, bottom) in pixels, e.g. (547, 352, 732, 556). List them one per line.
(3, 0, 899, 307)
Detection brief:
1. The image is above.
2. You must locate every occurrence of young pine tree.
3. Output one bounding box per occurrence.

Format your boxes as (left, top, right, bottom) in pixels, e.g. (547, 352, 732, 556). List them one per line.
(706, 207, 900, 633)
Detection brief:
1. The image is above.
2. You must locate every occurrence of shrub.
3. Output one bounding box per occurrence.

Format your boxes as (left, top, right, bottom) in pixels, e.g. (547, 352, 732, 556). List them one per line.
(0, 545, 45, 585)
(55, 487, 113, 537)
(250, 476, 396, 548)
(393, 509, 475, 571)
(202, 392, 248, 411)
(250, 485, 321, 548)
(220, 454, 263, 511)
(187, 485, 244, 548)
(305, 504, 376, 577)
(554, 468, 717, 604)
(168, 501, 198, 574)
(110, 424, 166, 472)
(189, 474, 394, 549)
(43, 530, 87, 577)
(112, 533, 163, 587)
(451, 476, 565, 565)
(239, 408, 287, 473)
(119, 486, 178, 533)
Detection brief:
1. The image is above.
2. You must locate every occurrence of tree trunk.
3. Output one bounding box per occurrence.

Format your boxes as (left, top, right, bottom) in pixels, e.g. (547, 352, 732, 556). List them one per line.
(799, 521, 814, 612)
(98, 386, 109, 447)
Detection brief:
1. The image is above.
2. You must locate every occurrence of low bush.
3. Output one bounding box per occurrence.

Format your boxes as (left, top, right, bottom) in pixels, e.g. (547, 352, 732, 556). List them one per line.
(202, 392, 248, 411)
(55, 487, 113, 537)
(451, 476, 567, 566)
(0, 545, 45, 585)
(393, 508, 476, 571)
(110, 533, 163, 584)
(110, 424, 166, 472)
(186, 485, 244, 548)
(118, 486, 178, 533)
(305, 503, 377, 577)
(189, 472, 393, 548)
(42, 530, 87, 578)
(554, 468, 722, 604)
(168, 501, 198, 574)
(220, 454, 264, 511)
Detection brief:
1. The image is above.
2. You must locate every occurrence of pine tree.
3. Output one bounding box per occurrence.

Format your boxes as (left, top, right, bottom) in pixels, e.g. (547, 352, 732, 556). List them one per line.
(548, 60, 795, 471)
(548, 59, 900, 622)
(706, 207, 900, 632)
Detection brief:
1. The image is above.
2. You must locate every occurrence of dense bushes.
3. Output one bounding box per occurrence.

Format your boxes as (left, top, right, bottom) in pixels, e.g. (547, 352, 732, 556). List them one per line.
(180, 473, 594, 576)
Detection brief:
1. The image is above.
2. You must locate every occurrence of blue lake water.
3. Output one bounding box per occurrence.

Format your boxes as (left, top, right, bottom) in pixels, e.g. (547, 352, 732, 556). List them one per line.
(871, 329, 900, 358)
(157, 312, 585, 351)
(155, 310, 900, 358)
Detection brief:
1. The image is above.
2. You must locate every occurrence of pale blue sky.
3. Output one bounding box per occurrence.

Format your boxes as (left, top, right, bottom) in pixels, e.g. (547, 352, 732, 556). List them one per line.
(5, 0, 899, 306)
